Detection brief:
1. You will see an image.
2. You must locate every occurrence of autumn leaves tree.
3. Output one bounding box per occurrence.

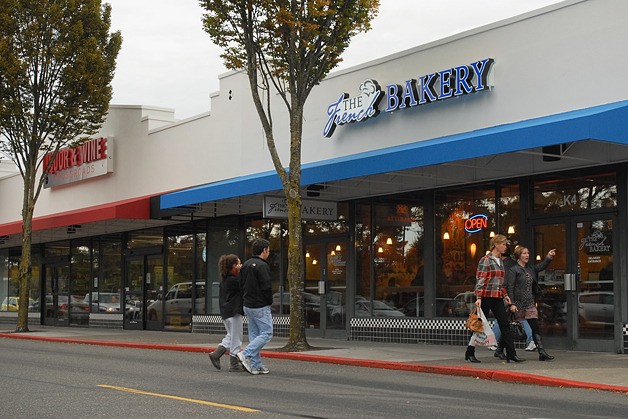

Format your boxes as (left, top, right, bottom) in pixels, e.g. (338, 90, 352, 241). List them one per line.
(0, 0, 121, 331)
(200, 0, 379, 350)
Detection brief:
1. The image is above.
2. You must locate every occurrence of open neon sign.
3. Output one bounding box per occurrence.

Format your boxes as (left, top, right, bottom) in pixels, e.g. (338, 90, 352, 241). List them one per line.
(465, 214, 488, 233)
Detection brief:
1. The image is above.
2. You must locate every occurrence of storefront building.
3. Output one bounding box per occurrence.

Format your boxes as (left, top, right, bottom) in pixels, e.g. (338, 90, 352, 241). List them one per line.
(1, 0, 627, 353)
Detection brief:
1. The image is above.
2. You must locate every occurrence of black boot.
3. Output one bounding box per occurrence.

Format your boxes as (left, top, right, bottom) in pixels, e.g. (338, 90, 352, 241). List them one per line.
(494, 340, 507, 360)
(534, 334, 554, 361)
(229, 355, 245, 372)
(465, 345, 480, 363)
(208, 345, 227, 370)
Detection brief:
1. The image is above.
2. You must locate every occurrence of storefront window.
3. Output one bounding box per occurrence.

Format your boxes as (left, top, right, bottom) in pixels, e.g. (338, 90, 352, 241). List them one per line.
(165, 227, 195, 329)
(1, 248, 41, 314)
(355, 201, 424, 316)
(71, 241, 91, 325)
(372, 203, 424, 315)
(355, 204, 372, 303)
(435, 186, 496, 317)
(207, 218, 242, 314)
(126, 230, 163, 249)
(532, 172, 616, 214)
(93, 235, 122, 315)
(500, 183, 520, 246)
(303, 202, 349, 236)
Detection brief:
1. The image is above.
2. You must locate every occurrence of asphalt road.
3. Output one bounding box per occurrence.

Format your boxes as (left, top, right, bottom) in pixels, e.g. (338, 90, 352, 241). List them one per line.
(1, 339, 627, 418)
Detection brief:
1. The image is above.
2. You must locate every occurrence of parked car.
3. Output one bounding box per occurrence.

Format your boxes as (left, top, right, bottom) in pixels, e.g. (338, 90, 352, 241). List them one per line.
(354, 300, 405, 317)
(86, 292, 121, 313)
(272, 291, 321, 322)
(146, 281, 205, 324)
(45, 294, 90, 321)
(578, 291, 613, 326)
(1, 296, 19, 311)
(1, 296, 36, 312)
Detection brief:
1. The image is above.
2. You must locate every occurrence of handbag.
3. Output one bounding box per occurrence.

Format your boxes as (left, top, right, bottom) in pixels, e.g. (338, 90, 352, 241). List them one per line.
(465, 306, 483, 333)
(509, 313, 526, 341)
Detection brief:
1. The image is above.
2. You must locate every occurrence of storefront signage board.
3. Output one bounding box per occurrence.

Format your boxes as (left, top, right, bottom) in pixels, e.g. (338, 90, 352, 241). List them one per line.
(263, 196, 337, 221)
(43, 137, 113, 188)
(324, 58, 494, 137)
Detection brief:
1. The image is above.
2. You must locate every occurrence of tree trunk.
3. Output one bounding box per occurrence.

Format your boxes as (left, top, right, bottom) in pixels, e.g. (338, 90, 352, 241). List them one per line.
(284, 190, 312, 351)
(16, 173, 36, 332)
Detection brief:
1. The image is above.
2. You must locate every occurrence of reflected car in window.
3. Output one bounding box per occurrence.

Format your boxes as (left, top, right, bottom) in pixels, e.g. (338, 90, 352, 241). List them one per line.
(578, 291, 613, 326)
(1, 296, 36, 312)
(45, 295, 90, 320)
(86, 292, 121, 313)
(146, 281, 205, 324)
(354, 300, 405, 317)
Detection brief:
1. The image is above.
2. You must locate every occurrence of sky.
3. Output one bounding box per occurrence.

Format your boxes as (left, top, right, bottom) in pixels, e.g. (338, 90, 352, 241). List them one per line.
(106, 0, 565, 120)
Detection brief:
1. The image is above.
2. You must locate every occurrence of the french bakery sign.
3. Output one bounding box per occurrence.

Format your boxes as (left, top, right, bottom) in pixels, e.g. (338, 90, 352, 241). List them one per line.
(43, 137, 113, 188)
(323, 58, 494, 138)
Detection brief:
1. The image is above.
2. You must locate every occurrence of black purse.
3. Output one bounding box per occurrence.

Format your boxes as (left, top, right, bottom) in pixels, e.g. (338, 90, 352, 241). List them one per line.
(509, 313, 526, 341)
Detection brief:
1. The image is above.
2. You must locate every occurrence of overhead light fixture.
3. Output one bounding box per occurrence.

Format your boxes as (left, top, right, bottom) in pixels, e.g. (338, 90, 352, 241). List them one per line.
(335, 245, 341, 251)
(378, 247, 384, 253)
(470, 243, 477, 258)
(443, 232, 450, 240)
(305, 251, 310, 258)
(330, 250, 336, 256)
(489, 231, 495, 238)
(536, 255, 541, 261)
(508, 226, 515, 234)
(386, 237, 393, 245)
(312, 259, 318, 265)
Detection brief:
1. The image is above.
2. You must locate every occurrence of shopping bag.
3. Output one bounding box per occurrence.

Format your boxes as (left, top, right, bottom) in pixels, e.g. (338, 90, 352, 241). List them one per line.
(468, 307, 497, 347)
(465, 306, 484, 333)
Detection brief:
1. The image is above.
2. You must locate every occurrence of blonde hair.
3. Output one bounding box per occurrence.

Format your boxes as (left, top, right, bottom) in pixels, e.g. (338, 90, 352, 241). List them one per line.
(489, 234, 507, 250)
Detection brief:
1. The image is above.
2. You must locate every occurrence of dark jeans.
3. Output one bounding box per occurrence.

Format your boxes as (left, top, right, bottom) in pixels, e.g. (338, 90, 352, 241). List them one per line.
(480, 297, 517, 357)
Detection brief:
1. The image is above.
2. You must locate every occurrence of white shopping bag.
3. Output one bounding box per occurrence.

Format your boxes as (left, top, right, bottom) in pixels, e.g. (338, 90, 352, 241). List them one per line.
(468, 307, 497, 347)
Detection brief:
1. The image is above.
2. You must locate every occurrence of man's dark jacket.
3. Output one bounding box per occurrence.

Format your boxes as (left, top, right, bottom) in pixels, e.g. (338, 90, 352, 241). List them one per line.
(240, 255, 273, 308)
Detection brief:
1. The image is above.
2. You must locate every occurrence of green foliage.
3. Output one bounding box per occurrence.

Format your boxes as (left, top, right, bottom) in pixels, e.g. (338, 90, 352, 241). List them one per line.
(200, 0, 379, 100)
(0, 0, 122, 175)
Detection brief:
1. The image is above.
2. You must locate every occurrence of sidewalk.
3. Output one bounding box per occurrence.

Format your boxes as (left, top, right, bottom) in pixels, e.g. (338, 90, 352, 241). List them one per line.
(2, 326, 628, 394)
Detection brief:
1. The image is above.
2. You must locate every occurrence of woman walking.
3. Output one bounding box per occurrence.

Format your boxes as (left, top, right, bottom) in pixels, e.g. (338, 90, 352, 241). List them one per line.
(506, 245, 556, 361)
(208, 254, 245, 372)
(465, 234, 524, 363)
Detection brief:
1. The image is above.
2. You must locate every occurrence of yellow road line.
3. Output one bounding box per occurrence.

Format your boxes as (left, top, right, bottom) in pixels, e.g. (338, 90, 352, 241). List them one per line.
(98, 384, 259, 413)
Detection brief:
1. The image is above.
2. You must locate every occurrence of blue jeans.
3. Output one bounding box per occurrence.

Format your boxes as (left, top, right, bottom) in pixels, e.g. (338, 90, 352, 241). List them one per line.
(492, 319, 532, 345)
(243, 305, 273, 369)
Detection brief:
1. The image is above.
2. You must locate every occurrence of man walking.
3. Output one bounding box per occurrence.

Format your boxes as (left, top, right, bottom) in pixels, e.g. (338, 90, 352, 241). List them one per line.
(237, 238, 273, 375)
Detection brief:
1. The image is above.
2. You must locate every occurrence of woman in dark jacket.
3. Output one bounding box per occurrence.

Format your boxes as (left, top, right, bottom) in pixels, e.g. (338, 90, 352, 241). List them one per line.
(506, 245, 556, 361)
(208, 254, 244, 372)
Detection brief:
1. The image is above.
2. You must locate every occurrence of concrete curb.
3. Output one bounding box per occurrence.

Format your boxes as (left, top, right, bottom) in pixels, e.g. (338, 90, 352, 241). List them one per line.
(2, 333, 628, 394)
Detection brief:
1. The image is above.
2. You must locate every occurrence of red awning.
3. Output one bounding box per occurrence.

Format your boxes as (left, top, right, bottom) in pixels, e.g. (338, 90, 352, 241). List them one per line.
(0, 196, 152, 236)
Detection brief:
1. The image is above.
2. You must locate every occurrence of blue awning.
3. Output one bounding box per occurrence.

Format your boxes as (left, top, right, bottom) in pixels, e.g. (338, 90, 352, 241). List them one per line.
(160, 100, 628, 210)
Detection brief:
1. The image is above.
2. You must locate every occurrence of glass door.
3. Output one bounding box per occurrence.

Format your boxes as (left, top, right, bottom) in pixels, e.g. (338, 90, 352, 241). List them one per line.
(43, 263, 91, 326)
(533, 217, 615, 351)
(124, 254, 163, 330)
(304, 240, 347, 337)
